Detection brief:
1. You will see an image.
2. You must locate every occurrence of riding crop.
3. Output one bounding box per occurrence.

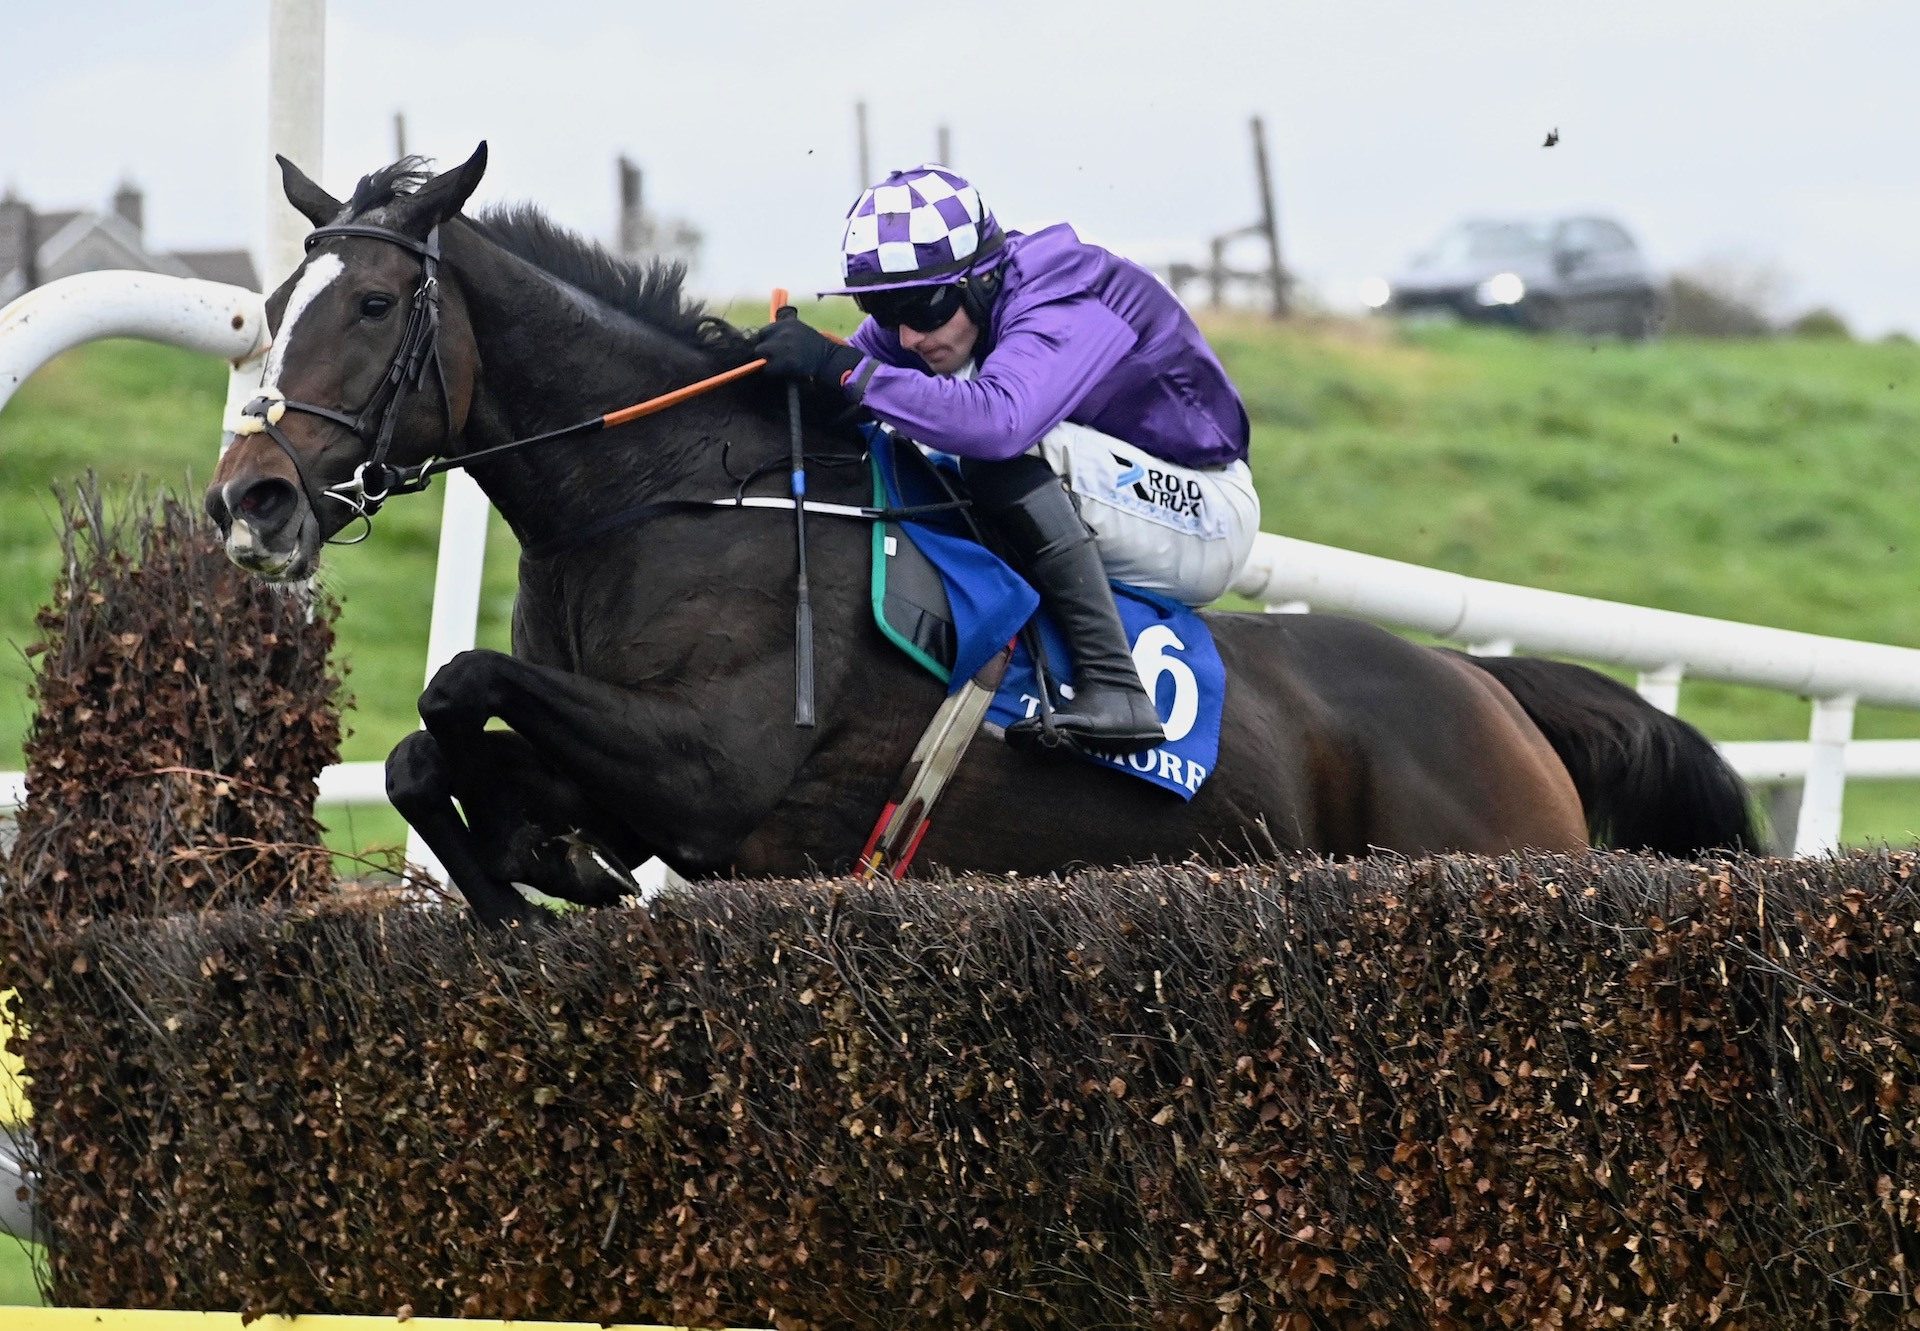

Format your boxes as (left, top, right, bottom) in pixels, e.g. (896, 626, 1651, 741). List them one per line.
(771, 289, 816, 728)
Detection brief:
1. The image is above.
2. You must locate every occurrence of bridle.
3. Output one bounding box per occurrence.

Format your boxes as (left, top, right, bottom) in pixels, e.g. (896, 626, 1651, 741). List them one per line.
(232, 220, 453, 543)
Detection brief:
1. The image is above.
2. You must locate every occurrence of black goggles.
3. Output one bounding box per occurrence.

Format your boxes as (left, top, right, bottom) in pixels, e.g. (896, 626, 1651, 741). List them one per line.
(853, 282, 964, 333)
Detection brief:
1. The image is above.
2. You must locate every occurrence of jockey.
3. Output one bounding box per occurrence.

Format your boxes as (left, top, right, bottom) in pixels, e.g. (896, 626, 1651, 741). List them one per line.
(751, 165, 1260, 755)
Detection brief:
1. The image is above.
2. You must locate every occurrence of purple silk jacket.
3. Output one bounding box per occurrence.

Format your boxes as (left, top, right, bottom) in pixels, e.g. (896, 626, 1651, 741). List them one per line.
(845, 224, 1251, 468)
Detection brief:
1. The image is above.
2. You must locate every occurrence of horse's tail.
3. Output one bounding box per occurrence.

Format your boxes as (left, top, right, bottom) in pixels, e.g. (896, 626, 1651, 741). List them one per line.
(1461, 654, 1762, 855)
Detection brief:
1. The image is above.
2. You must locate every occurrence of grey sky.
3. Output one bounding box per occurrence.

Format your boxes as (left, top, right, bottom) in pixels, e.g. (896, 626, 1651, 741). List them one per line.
(7, 1, 1917, 334)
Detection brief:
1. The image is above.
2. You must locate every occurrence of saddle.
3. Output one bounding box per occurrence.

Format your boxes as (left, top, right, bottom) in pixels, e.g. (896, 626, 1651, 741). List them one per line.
(867, 432, 1225, 802)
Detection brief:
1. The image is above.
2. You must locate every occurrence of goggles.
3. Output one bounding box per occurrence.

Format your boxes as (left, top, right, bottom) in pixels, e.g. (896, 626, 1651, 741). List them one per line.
(853, 282, 965, 333)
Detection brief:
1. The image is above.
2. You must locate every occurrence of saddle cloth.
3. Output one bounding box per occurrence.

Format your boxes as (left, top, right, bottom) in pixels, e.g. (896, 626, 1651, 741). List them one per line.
(869, 430, 1225, 801)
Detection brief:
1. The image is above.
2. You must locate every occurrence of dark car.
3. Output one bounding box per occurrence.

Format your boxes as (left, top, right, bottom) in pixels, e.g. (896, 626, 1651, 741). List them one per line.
(1361, 217, 1661, 337)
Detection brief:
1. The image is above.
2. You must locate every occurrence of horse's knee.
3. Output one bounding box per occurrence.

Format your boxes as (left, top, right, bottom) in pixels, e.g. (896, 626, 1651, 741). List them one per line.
(386, 730, 451, 817)
(418, 648, 508, 729)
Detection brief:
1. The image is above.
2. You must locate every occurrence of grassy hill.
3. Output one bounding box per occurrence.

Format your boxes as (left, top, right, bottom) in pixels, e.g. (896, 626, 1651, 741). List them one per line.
(1, 319, 1916, 853)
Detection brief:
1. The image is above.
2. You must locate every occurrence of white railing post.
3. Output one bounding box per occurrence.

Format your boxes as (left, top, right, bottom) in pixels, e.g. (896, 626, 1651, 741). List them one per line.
(266, 0, 326, 288)
(0, 275, 267, 415)
(1264, 600, 1310, 614)
(404, 471, 493, 875)
(1468, 638, 1515, 657)
(1793, 694, 1857, 857)
(1636, 663, 1685, 715)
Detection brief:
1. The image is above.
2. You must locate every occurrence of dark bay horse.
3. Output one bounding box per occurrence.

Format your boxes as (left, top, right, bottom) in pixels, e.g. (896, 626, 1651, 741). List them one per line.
(206, 146, 1757, 926)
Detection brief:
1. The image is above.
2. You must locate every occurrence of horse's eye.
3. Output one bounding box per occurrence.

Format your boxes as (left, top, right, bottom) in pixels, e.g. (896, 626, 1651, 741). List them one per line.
(359, 294, 395, 319)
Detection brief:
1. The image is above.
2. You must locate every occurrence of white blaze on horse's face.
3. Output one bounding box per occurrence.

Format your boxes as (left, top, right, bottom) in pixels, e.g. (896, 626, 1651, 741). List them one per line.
(261, 251, 346, 397)
(220, 251, 344, 576)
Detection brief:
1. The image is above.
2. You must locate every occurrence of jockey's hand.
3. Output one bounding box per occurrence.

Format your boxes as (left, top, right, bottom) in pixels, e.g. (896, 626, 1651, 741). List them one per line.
(750, 318, 863, 394)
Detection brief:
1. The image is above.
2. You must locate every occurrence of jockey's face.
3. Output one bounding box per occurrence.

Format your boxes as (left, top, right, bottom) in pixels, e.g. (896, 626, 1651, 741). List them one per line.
(898, 304, 979, 376)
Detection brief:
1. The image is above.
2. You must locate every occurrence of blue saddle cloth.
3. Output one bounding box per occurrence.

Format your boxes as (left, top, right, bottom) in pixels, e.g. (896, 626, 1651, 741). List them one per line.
(870, 431, 1225, 801)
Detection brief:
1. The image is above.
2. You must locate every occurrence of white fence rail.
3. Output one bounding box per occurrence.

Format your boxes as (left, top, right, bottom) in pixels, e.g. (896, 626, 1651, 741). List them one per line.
(0, 271, 270, 423)
(1230, 536, 1920, 855)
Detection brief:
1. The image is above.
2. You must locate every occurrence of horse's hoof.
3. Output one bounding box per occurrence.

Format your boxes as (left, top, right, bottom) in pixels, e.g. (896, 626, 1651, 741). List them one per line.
(462, 889, 545, 933)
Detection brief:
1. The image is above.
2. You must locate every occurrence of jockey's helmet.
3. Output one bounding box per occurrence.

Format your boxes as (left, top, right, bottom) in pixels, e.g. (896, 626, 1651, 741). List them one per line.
(822, 165, 1006, 296)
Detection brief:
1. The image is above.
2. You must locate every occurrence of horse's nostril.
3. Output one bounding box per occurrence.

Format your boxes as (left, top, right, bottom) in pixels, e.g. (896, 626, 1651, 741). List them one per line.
(235, 477, 297, 526)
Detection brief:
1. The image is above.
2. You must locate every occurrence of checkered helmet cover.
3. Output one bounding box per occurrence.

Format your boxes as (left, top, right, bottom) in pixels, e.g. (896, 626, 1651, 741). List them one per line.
(835, 165, 1004, 289)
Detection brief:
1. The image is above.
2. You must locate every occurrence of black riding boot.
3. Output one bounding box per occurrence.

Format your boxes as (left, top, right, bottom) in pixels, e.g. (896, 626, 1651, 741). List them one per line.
(962, 455, 1166, 755)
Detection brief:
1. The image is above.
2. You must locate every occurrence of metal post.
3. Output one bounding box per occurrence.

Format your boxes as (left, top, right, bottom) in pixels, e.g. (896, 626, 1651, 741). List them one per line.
(937, 124, 952, 165)
(266, 0, 325, 290)
(393, 110, 407, 159)
(1208, 236, 1226, 309)
(1249, 115, 1288, 318)
(1794, 694, 1856, 856)
(855, 100, 872, 190)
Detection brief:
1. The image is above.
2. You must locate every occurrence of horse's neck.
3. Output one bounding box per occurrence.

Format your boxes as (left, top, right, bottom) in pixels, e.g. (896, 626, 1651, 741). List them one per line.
(448, 236, 767, 546)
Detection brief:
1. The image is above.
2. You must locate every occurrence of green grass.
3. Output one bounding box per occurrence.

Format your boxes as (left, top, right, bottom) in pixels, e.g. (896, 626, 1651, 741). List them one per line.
(2, 322, 1917, 852)
(0, 1238, 42, 1304)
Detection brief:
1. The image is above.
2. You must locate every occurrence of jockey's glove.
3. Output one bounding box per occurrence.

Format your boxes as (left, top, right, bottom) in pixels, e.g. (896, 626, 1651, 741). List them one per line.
(750, 318, 864, 396)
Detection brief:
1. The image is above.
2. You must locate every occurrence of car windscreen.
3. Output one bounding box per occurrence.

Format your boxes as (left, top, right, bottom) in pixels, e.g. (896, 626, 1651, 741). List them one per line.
(1415, 222, 1553, 268)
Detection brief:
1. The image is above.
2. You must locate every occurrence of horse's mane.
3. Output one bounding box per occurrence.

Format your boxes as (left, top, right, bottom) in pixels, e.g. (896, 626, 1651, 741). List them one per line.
(471, 204, 751, 361)
(344, 157, 751, 362)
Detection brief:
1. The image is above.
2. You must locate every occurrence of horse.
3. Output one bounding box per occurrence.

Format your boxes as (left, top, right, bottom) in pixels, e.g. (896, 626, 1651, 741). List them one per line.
(205, 145, 1758, 927)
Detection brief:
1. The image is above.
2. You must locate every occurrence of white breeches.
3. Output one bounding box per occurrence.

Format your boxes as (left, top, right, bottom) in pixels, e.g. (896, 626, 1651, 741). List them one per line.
(1030, 420, 1261, 606)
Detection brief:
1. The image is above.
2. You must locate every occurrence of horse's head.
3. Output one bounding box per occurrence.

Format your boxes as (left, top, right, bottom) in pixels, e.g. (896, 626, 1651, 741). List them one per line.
(206, 144, 489, 580)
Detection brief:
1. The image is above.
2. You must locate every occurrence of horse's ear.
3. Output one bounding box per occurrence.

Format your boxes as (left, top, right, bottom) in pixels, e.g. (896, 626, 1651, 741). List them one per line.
(395, 142, 489, 232)
(277, 155, 343, 226)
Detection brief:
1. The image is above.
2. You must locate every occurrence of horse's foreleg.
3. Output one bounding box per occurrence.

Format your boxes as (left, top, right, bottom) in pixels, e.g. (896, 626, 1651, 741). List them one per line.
(385, 730, 536, 927)
(415, 649, 799, 876)
(443, 729, 656, 907)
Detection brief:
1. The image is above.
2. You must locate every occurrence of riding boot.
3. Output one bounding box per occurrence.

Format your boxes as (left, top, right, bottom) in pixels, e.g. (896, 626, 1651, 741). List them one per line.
(961, 454, 1166, 755)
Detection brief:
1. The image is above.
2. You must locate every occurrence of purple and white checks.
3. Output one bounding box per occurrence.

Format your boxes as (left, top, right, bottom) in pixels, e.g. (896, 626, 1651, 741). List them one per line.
(825, 165, 1005, 292)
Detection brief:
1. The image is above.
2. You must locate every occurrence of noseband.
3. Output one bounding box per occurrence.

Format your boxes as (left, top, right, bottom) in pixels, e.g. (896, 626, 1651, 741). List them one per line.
(232, 221, 452, 542)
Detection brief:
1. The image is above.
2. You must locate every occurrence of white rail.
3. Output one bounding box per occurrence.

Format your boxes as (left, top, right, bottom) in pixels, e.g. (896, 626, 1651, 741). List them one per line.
(1231, 535, 1920, 855)
(0, 271, 269, 423)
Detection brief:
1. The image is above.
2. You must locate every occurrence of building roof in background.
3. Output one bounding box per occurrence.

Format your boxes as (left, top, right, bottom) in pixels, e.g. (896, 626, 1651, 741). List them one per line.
(171, 248, 260, 290)
(1, 195, 256, 295)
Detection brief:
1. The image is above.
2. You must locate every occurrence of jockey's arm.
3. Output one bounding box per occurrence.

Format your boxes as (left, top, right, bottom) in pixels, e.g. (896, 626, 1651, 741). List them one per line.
(849, 295, 1136, 461)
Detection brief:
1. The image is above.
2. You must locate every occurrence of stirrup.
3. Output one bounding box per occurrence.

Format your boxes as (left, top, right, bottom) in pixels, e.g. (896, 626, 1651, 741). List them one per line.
(1005, 712, 1164, 759)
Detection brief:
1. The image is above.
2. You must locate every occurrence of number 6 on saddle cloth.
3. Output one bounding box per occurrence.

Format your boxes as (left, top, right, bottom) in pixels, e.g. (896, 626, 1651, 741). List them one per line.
(869, 430, 1225, 802)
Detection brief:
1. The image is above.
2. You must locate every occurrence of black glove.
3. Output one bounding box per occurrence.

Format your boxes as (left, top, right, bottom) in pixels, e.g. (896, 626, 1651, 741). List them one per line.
(751, 317, 863, 394)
